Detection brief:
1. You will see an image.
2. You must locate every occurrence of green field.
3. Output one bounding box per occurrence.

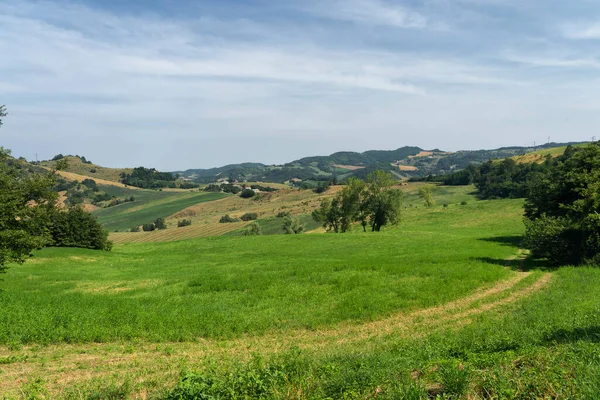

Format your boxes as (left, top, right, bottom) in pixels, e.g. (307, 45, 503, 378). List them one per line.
(93, 187, 228, 231)
(2, 186, 600, 398)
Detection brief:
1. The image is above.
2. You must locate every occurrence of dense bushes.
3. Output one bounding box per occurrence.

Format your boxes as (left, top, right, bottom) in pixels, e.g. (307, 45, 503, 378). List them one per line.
(240, 213, 258, 221)
(524, 144, 600, 266)
(219, 214, 240, 223)
(240, 189, 256, 198)
(49, 207, 112, 250)
(177, 219, 192, 227)
(120, 167, 176, 189)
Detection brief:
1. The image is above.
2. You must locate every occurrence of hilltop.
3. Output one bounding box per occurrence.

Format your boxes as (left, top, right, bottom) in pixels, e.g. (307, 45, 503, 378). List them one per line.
(175, 141, 588, 185)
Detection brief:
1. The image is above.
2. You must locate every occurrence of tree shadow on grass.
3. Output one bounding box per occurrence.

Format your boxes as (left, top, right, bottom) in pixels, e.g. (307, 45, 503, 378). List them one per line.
(474, 255, 553, 272)
(544, 326, 600, 344)
(478, 235, 523, 248)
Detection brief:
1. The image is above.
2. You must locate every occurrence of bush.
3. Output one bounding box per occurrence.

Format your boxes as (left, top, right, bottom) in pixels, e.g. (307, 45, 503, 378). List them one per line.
(154, 218, 167, 230)
(89, 168, 97, 173)
(142, 223, 155, 232)
(130, 226, 140, 232)
(240, 189, 256, 198)
(240, 213, 258, 221)
(276, 211, 291, 218)
(460, 201, 468, 206)
(524, 215, 581, 266)
(219, 214, 240, 223)
(49, 207, 112, 251)
(283, 216, 305, 234)
(243, 222, 263, 236)
(177, 219, 192, 227)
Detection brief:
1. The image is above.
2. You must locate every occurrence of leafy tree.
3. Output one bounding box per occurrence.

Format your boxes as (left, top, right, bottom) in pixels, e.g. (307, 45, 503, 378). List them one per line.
(418, 184, 436, 208)
(240, 189, 256, 198)
(49, 207, 112, 250)
(364, 170, 404, 231)
(219, 214, 240, 223)
(51, 154, 65, 161)
(244, 222, 263, 236)
(312, 170, 403, 233)
(154, 218, 167, 230)
(0, 105, 6, 128)
(283, 216, 305, 234)
(524, 143, 600, 265)
(0, 148, 57, 274)
(142, 223, 156, 232)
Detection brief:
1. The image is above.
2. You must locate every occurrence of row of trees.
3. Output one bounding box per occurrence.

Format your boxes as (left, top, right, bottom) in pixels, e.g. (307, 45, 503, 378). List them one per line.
(312, 170, 403, 232)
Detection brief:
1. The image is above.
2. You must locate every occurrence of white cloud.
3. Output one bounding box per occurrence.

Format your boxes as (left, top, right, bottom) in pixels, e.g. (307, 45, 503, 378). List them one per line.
(562, 22, 600, 40)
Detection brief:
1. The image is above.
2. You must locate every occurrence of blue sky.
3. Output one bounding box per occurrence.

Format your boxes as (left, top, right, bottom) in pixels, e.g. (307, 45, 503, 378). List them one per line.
(1, 0, 598, 170)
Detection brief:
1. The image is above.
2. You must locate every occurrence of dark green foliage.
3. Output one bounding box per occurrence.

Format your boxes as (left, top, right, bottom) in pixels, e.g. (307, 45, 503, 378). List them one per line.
(203, 184, 221, 192)
(177, 219, 192, 228)
(0, 147, 57, 274)
(154, 218, 167, 230)
(239, 188, 256, 198)
(221, 184, 241, 194)
(130, 226, 140, 232)
(51, 154, 65, 161)
(89, 168, 97, 173)
(276, 211, 290, 218)
(142, 223, 156, 232)
(219, 214, 240, 223)
(49, 207, 112, 251)
(240, 212, 258, 221)
(120, 167, 176, 189)
(524, 143, 600, 265)
(313, 181, 330, 194)
(81, 179, 98, 191)
(313, 172, 403, 233)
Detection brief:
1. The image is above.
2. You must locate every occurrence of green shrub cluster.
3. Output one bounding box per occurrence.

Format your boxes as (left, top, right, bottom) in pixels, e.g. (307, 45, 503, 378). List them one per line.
(49, 207, 112, 251)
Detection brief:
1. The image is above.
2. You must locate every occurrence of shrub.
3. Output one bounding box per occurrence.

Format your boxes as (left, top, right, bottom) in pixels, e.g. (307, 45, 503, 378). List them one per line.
(89, 168, 97, 173)
(460, 201, 468, 206)
(283, 216, 305, 234)
(276, 211, 290, 218)
(243, 222, 263, 236)
(130, 226, 140, 232)
(219, 214, 240, 223)
(154, 218, 167, 230)
(142, 223, 155, 232)
(240, 189, 256, 198)
(240, 213, 258, 221)
(177, 219, 192, 227)
(49, 207, 112, 251)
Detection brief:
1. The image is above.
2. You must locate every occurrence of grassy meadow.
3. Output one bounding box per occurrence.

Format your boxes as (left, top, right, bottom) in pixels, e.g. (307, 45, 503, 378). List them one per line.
(2, 185, 600, 398)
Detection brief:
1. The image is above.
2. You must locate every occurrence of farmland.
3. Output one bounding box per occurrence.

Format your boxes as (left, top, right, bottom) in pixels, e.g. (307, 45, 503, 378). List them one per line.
(4, 184, 600, 398)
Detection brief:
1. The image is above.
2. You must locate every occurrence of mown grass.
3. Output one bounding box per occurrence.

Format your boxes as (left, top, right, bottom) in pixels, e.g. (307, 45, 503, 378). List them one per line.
(7, 185, 597, 398)
(93, 190, 228, 231)
(0, 189, 522, 345)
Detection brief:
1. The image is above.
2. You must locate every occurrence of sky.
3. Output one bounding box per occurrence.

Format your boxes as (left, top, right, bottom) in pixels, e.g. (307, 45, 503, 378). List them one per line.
(1, 0, 599, 170)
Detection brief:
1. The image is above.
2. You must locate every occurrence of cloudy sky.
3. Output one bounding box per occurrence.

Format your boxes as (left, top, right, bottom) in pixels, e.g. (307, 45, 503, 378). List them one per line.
(1, 0, 598, 170)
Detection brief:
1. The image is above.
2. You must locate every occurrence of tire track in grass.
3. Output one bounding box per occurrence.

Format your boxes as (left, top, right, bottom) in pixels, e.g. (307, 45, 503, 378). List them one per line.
(0, 254, 552, 395)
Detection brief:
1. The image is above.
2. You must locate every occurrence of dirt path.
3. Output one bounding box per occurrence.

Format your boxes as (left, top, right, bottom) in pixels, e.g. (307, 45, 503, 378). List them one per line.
(0, 258, 552, 396)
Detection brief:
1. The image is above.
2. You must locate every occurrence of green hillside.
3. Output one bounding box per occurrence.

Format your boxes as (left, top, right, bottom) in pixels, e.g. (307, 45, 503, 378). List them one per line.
(93, 189, 228, 231)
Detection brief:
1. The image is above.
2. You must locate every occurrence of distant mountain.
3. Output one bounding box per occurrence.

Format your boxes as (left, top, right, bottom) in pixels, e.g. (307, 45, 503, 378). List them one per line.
(175, 142, 588, 185)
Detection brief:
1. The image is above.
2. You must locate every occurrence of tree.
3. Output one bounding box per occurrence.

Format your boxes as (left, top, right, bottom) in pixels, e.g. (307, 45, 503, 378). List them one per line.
(0, 149, 57, 274)
(49, 207, 112, 250)
(244, 222, 263, 236)
(240, 189, 256, 198)
(363, 170, 404, 231)
(0, 105, 6, 128)
(524, 142, 600, 265)
(154, 218, 167, 230)
(283, 216, 305, 234)
(418, 184, 436, 208)
(312, 170, 403, 233)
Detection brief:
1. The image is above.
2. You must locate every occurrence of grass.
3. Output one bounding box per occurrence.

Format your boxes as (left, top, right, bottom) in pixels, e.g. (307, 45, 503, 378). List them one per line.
(93, 190, 228, 231)
(5, 185, 600, 398)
